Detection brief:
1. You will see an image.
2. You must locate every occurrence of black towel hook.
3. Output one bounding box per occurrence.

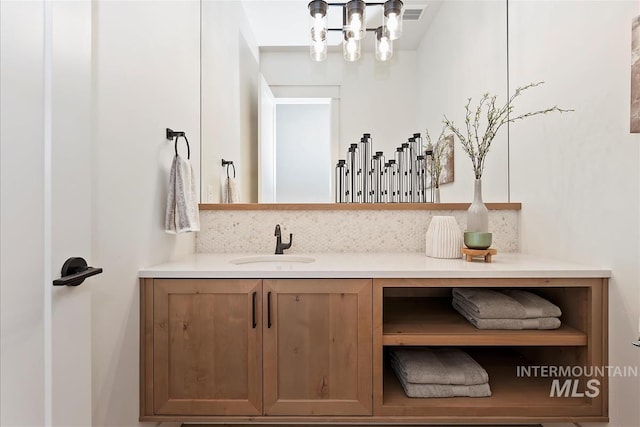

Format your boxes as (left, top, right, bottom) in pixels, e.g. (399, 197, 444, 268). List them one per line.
(221, 159, 235, 178)
(166, 128, 190, 160)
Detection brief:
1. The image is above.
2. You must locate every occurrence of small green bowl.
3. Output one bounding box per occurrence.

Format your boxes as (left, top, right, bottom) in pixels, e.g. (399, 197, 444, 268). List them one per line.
(464, 232, 492, 250)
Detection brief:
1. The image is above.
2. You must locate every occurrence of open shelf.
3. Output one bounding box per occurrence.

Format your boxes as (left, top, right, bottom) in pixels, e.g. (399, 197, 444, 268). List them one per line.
(380, 350, 600, 418)
(383, 298, 587, 346)
(373, 278, 607, 422)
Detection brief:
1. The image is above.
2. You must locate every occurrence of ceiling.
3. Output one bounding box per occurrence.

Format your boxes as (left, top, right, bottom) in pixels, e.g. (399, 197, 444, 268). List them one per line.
(241, 0, 440, 52)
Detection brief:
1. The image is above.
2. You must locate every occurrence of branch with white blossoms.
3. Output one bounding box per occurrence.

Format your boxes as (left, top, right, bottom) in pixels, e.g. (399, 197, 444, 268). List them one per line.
(424, 126, 449, 188)
(442, 82, 573, 179)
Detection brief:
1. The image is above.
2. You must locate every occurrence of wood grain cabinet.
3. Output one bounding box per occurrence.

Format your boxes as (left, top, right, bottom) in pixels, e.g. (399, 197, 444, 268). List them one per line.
(141, 275, 607, 424)
(263, 279, 372, 415)
(144, 279, 262, 416)
(140, 278, 372, 419)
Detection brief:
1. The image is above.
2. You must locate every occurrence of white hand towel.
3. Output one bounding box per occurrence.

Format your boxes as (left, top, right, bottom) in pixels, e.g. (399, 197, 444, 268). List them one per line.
(165, 154, 200, 233)
(222, 177, 240, 203)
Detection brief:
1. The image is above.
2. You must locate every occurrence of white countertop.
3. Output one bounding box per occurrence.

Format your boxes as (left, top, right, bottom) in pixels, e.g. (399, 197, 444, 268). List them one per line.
(138, 252, 611, 279)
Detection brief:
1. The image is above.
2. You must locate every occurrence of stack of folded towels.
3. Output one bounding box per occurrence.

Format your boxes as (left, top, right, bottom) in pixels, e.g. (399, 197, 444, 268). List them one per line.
(389, 348, 491, 398)
(452, 288, 562, 330)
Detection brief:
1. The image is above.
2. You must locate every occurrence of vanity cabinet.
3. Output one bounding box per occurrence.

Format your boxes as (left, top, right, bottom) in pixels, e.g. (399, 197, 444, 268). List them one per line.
(140, 265, 608, 424)
(140, 278, 372, 418)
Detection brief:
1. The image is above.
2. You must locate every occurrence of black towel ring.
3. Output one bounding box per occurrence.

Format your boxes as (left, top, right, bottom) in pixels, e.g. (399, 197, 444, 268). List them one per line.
(221, 159, 235, 178)
(166, 128, 190, 160)
(174, 135, 190, 160)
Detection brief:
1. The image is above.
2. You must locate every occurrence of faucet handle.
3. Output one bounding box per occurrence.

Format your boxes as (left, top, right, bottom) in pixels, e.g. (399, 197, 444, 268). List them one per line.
(274, 224, 281, 236)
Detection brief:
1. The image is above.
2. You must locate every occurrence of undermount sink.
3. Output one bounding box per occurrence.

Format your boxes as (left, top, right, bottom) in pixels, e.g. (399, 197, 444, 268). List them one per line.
(229, 255, 316, 265)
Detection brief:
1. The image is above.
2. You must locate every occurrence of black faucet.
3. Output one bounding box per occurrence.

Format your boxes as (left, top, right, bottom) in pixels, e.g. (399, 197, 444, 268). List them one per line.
(274, 224, 292, 254)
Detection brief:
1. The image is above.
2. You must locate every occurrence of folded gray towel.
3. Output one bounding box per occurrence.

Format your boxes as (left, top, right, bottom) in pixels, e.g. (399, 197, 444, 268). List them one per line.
(399, 380, 492, 398)
(452, 288, 561, 319)
(390, 358, 491, 398)
(502, 289, 562, 317)
(453, 300, 561, 330)
(389, 348, 489, 385)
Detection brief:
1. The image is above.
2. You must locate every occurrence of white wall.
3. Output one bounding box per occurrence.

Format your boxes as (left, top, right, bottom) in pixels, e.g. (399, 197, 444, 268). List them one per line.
(91, 1, 199, 426)
(509, 2, 640, 426)
(416, 0, 508, 203)
(0, 1, 46, 424)
(201, 0, 259, 203)
(259, 76, 277, 202)
(261, 50, 420, 168)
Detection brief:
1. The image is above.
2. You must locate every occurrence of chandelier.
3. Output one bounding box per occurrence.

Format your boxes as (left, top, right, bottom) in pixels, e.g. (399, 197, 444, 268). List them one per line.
(308, 0, 404, 62)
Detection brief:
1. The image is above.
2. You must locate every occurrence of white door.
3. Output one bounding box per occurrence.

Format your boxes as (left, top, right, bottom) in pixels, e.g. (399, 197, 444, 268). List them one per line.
(1, 1, 93, 425)
(273, 100, 332, 203)
(259, 75, 276, 202)
(50, 1, 93, 425)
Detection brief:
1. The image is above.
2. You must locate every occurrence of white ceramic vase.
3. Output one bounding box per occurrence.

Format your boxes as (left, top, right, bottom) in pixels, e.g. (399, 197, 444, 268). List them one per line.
(467, 179, 489, 232)
(425, 216, 463, 259)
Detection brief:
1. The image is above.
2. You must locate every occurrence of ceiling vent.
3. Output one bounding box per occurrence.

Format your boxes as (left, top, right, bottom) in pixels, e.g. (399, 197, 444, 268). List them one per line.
(403, 8, 424, 21)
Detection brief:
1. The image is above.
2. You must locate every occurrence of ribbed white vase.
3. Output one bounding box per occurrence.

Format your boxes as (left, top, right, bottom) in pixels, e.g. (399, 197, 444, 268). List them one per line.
(425, 216, 463, 259)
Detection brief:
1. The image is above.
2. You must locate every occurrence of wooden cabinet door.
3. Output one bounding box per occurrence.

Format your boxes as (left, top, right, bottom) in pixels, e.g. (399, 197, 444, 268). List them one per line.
(153, 279, 262, 415)
(263, 279, 372, 415)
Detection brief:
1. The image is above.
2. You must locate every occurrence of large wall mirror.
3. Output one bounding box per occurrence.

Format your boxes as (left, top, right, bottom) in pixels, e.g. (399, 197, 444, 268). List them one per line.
(201, 0, 508, 204)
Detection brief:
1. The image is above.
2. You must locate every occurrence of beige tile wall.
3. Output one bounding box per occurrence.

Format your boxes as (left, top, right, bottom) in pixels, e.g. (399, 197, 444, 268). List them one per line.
(197, 209, 519, 254)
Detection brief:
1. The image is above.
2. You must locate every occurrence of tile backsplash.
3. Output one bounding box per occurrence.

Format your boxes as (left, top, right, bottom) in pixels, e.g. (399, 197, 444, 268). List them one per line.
(197, 209, 519, 254)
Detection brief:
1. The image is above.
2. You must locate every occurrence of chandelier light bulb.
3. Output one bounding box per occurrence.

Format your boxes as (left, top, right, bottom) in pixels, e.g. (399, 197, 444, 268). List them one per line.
(308, 0, 328, 61)
(347, 38, 357, 54)
(312, 13, 326, 41)
(350, 13, 363, 37)
(343, 32, 361, 61)
(375, 26, 393, 61)
(387, 13, 399, 32)
(383, 0, 403, 40)
(310, 38, 327, 61)
(377, 37, 391, 60)
(345, 0, 366, 40)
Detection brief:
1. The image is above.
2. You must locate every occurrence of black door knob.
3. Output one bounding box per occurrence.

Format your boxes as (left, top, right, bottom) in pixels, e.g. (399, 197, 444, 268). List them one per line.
(53, 257, 103, 287)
